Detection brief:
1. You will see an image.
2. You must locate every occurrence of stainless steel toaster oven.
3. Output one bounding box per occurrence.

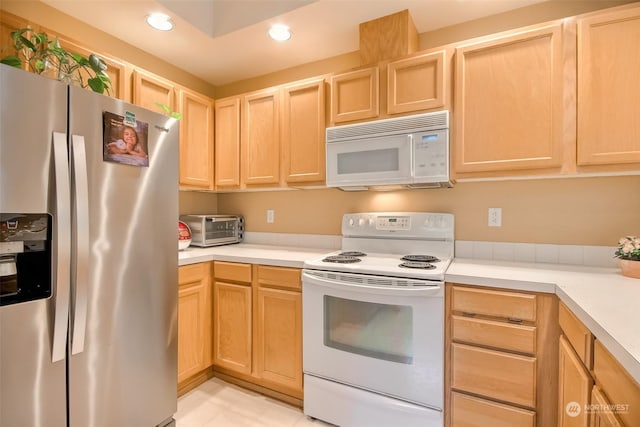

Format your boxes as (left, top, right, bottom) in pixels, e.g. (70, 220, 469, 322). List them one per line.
(179, 215, 244, 247)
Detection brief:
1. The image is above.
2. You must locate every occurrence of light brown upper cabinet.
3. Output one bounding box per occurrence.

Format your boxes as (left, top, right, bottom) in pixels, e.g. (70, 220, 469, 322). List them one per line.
(387, 49, 447, 115)
(281, 78, 326, 185)
(453, 22, 567, 177)
(214, 96, 241, 189)
(330, 47, 450, 125)
(577, 4, 640, 169)
(241, 87, 281, 187)
(42, 31, 130, 101)
(1, 11, 33, 72)
(133, 69, 215, 190)
(330, 67, 379, 124)
(178, 88, 215, 190)
(132, 69, 176, 113)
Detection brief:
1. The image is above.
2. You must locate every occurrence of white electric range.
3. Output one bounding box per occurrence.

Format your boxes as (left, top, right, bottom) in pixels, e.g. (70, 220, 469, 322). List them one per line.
(302, 212, 454, 427)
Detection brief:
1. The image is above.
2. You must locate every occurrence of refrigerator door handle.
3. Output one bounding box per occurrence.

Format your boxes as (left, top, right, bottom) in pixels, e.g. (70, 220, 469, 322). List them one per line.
(70, 134, 89, 355)
(52, 132, 71, 363)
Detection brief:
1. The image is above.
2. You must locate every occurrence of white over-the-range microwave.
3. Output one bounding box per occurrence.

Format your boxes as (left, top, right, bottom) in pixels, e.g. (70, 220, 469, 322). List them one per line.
(325, 110, 452, 191)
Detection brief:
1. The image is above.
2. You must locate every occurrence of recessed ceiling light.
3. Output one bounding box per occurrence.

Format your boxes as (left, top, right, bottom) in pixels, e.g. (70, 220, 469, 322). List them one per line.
(146, 13, 174, 31)
(268, 24, 291, 42)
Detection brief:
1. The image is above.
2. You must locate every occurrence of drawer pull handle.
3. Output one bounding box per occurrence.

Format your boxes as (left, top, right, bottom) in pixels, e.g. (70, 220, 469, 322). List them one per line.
(462, 311, 476, 317)
(508, 317, 523, 324)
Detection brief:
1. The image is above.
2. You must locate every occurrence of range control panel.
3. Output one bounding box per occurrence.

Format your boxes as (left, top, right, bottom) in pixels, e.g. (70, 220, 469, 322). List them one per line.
(342, 212, 454, 240)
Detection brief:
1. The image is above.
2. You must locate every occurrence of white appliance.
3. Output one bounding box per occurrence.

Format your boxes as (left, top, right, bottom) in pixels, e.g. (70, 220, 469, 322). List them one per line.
(0, 65, 178, 427)
(302, 212, 454, 427)
(325, 111, 452, 191)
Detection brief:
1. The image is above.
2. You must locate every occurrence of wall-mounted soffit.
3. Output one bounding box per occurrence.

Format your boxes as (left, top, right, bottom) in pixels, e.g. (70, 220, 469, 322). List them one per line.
(359, 9, 418, 65)
(157, 0, 316, 38)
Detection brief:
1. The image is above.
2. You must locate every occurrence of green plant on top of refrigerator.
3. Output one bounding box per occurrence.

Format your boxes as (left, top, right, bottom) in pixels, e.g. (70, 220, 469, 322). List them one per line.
(1, 28, 111, 94)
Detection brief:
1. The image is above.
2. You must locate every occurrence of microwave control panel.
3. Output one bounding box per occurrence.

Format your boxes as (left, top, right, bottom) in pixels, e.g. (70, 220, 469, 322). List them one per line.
(413, 130, 449, 178)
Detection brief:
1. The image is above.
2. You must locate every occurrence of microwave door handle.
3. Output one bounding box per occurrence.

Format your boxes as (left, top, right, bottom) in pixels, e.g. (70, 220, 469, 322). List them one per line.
(408, 134, 415, 176)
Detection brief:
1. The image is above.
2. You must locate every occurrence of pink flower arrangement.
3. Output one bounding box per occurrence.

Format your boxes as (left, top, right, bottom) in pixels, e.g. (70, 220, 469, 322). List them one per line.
(615, 236, 640, 261)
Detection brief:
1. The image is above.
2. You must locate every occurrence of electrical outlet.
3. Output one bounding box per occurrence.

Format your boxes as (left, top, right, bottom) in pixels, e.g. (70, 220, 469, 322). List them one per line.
(488, 208, 502, 227)
(266, 209, 275, 224)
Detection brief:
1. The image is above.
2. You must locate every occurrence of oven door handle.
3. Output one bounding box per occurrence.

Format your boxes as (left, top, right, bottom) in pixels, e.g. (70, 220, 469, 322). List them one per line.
(302, 271, 443, 297)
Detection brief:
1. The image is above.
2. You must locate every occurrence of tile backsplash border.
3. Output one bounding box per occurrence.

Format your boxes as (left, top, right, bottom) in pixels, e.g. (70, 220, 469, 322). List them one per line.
(245, 233, 618, 268)
(455, 240, 618, 268)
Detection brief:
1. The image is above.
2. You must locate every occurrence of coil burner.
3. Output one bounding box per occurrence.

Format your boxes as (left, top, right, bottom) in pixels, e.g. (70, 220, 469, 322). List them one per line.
(401, 255, 440, 263)
(399, 261, 437, 269)
(338, 251, 367, 257)
(322, 255, 362, 264)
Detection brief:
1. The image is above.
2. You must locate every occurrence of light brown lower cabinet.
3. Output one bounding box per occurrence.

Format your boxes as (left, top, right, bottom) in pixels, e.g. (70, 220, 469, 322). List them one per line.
(212, 262, 303, 405)
(590, 386, 622, 427)
(558, 334, 593, 427)
(446, 283, 558, 427)
(177, 262, 213, 395)
(558, 301, 640, 427)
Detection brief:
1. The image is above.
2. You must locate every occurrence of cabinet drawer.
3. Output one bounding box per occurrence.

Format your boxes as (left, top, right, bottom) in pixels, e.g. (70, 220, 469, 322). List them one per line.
(451, 286, 537, 322)
(451, 392, 536, 427)
(451, 343, 536, 408)
(559, 301, 593, 368)
(179, 262, 209, 286)
(256, 265, 301, 291)
(593, 340, 640, 427)
(214, 261, 252, 283)
(451, 315, 536, 355)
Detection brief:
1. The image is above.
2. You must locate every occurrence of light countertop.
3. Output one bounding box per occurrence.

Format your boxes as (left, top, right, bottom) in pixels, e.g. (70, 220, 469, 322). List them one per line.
(179, 245, 640, 383)
(179, 243, 329, 268)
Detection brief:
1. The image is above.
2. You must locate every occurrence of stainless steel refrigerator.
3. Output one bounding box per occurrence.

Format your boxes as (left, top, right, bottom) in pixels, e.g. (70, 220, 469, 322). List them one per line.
(0, 64, 179, 427)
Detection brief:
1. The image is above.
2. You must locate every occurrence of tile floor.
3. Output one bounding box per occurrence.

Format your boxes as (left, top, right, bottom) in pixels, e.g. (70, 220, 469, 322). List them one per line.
(175, 378, 333, 427)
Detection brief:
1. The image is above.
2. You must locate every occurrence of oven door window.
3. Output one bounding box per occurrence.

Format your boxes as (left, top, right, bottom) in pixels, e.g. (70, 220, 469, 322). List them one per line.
(323, 295, 413, 364)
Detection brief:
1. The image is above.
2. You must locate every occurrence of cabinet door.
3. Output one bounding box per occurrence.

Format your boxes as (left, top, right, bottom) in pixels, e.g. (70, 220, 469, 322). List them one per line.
(387, 50, 446, 114)
(558, 335, 593, 427)
(256, 287, 302, 393)
(454, 23, 565, 175)
(593, 340, 640, 427)
(577, 5, 640, 167)
(241, 88, 280, 186)
(213, 281, 252, 375)
(178, 88, 214, 190)
(0, 11, 30, 71)
(177, 264, 211, 384)
(330, 67, 379, 123)
(132, 69, 175, 113)
(590, 386, 622, 427)
(214, 97, 241, 188)
(281, 78, 326, 184)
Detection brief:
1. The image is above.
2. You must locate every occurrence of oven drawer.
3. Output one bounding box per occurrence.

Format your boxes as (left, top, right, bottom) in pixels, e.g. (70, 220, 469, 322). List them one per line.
(451, 343, 536, 408)
(451, 315, 536, 355)
(451, 392, 536, 427)
(451, 286, 537, 322)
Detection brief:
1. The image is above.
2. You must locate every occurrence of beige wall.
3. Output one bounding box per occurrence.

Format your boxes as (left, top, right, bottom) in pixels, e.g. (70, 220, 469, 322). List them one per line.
(0, 1, 216, 96)
(179, 191, 218, 216)
(5, 1, 639, 246)
(214, 0, 636, 98)
(218, 176, 640, 246)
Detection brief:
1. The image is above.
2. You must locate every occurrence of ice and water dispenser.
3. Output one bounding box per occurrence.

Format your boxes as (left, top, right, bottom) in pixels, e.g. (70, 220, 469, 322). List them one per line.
(0, 213, 52, 306)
